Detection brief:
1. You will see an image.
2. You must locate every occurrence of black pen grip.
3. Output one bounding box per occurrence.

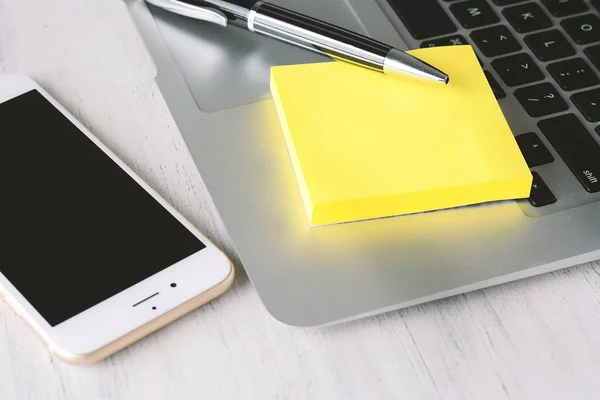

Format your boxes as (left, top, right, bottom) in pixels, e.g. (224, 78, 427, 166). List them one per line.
(253, 2, 392, 62)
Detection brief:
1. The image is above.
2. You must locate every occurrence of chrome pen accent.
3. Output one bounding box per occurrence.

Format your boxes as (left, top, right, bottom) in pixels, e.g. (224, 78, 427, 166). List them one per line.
(146, 0, 228, 26)
(145, 0, 450, 84)
(384, 49, 450, 84)
(247, 1, 262, 32)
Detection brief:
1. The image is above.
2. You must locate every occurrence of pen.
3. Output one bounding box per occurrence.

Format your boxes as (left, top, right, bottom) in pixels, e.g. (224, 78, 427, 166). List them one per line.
(144, 0, 450, 84)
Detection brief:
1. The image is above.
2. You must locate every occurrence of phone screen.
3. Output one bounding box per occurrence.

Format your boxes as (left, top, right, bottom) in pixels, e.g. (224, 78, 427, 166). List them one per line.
(0, 90, 206, 326)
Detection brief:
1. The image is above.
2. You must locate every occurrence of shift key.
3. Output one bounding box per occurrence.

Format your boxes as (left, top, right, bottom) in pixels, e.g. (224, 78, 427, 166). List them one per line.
(538, 114, 600, 193)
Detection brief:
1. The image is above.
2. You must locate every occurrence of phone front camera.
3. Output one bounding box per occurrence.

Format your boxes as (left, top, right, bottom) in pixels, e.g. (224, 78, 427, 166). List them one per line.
(170, 283, 177, 288)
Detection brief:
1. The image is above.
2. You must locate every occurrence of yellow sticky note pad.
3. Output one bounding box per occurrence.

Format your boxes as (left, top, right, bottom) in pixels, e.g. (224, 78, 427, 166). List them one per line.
(270, 45, 532, 226)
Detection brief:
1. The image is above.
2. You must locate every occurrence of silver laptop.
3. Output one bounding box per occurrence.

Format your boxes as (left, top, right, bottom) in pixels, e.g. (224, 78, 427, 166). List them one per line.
(126, 0, 600, 326)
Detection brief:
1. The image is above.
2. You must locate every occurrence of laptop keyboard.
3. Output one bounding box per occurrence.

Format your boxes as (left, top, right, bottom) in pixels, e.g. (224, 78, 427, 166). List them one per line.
(388, 0, 600, 212)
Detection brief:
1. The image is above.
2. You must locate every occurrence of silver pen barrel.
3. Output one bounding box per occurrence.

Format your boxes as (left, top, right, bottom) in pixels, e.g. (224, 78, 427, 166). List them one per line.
(145, 0, 449, 83)
(247, 1, 449, 84)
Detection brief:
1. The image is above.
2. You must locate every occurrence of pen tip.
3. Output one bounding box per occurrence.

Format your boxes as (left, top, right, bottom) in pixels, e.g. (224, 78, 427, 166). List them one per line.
(384, 49, 450, 85)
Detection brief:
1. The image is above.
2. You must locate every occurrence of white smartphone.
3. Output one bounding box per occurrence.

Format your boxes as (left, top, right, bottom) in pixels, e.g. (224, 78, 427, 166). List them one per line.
(0, 74, 234, 365)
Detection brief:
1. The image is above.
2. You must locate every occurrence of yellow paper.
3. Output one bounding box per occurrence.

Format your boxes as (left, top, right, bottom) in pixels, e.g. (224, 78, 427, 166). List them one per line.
(270, 45, 532, 226)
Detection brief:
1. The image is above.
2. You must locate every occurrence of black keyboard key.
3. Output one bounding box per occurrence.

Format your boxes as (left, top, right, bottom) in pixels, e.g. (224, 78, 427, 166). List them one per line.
(539, 114, 600, 193)
(503, 3, 552, 33)
(525, 30, 576, 61)
(571, 88, 600, 122)
(541, 0, 588, 17)
(421, 35, 468, 48)
(584, 45, 600, 72)
(551, 57, 600, 90)
(561, 14, 600, 44)
(492, 53, 544, 86)
(484, 71, 507, 99)
(515, 82, 568, 117)
(492, 0, 527, 4)
(471, 25, 521, 57)
(516, 132, 555, 167)
(528, 172, 557, 207)
(547, 58, 599, 90)
(450, 1, 499, 29)
(388, 0, 457, 39)
(420, 36, 485, 68)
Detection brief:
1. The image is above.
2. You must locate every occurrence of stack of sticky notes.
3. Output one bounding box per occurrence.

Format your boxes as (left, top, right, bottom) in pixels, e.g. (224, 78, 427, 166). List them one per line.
(270, 45, 532, 226)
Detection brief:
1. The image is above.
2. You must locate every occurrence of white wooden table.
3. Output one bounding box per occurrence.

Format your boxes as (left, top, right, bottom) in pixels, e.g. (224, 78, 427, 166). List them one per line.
(2, 1, 600, 399)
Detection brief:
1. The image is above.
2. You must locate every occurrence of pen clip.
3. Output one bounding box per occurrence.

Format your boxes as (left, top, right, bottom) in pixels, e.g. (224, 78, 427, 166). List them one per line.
(144, 0, 228, 27)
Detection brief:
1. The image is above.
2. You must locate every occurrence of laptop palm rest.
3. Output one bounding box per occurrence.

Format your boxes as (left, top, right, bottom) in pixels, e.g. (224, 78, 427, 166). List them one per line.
(148, 1, 368, 112)
(126, 0, 577, 327)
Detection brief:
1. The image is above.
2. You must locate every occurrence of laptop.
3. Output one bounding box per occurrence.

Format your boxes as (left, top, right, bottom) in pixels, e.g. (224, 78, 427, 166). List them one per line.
(126, 0, 600, 326)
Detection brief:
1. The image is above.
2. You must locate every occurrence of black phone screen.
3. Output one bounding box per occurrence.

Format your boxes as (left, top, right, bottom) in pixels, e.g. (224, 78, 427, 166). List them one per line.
(0, 90, 205, 326)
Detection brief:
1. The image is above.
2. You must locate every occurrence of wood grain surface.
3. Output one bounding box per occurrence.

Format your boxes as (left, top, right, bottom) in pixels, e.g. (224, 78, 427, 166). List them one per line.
(1, 1, 600, 399)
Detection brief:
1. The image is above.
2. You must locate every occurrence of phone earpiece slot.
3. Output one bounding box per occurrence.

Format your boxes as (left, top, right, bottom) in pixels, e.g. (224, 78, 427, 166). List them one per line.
(132, 292, 159, 307)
